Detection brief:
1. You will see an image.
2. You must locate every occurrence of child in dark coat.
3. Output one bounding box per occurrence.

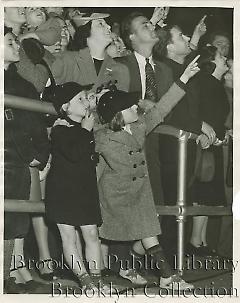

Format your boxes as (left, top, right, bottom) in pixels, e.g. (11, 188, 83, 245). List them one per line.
(45, 83, 109, 292)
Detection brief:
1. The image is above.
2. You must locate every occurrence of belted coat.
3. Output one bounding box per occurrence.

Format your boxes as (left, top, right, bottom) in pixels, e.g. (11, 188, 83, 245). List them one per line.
(95, 82, 186, 241)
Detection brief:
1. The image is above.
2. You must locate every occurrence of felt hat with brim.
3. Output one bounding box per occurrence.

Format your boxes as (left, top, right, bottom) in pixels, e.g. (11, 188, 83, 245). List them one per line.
(97, 89, 140, 124)
(73, 12, 110, 26)
(49, 82, 93, 114)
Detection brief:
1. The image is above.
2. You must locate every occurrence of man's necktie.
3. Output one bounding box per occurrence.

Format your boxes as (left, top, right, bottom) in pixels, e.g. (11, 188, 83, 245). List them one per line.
(144, 58, 157, 102)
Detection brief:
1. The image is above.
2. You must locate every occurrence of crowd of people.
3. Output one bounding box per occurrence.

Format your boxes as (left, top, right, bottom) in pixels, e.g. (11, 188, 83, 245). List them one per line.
(4, 6, 233, 294)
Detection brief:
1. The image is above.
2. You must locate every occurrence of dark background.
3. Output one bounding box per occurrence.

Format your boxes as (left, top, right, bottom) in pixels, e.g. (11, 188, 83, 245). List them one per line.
(78, 6, 233, 50)
(78, 6, 233, 34)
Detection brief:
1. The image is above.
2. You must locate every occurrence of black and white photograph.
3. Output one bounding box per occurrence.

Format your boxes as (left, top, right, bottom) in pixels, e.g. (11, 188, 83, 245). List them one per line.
(2, 0, 239, 300)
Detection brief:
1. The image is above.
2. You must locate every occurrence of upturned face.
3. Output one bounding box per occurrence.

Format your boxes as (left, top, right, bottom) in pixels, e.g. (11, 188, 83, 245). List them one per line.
(4, 7, 26, 25)
(212, 51, 229, 76)
(25, 7, 46, 27)
(168, 26, 191, 57)
(90, 19, 112, 45)
(62, 91, 90, 118)
(121, 104, 139, 124)
(130, 16, 159, 47)
(212, 35, 230, 57)
(4, 32, 20, 67)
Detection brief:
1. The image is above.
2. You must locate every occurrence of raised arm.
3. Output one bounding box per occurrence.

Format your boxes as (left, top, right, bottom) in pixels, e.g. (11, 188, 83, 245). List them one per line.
(144, 55, 200, 134)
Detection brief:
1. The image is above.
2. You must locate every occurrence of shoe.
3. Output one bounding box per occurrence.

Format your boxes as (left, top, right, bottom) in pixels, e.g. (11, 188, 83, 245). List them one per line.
(39, 272, 58, 281)
(77, 272, 99, 292)
(95, 280, 115, 295)
(160, 274, 194, 291)
(101, 268, 119, 277)
(186, 243, 205, 256)
(4, 277, 26, 294)
(23, 280, 46, 293)
(119, 269, 147, 285)
(37, 259, 58, 281)
(197, 245, 219, 257)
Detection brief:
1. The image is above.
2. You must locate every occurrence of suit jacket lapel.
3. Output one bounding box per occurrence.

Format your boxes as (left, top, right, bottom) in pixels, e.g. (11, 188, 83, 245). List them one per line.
(154, 62, 164, 99)
(127, 54, 142, 95)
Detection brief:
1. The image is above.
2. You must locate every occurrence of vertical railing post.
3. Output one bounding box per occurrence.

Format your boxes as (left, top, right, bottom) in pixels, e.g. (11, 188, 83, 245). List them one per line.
(176, 133, 188, 275)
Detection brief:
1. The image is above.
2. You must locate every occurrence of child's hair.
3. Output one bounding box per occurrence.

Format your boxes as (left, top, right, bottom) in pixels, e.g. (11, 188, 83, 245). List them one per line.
(108, 112, 125, 131)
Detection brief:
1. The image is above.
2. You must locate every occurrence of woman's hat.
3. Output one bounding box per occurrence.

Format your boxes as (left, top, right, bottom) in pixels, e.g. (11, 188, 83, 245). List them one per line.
(73, 12, 110, 26)
(97, 89, 140, 124)
(45, 82, 93, 114)
(4, 26, 12, 36)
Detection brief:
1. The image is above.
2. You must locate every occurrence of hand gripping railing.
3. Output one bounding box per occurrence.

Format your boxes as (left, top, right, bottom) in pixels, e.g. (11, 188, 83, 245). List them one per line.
(154, 124, 232, 275)
(4, 94, 232, 275)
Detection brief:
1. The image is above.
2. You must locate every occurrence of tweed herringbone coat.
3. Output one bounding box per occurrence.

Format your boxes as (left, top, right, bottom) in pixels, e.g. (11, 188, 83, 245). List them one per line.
(95, 82, 185, 241)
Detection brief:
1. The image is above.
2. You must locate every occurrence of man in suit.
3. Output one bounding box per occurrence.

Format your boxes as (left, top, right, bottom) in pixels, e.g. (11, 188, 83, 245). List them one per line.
(154, 24, 216, 257)
(110, 11, 175, 206)
(103, 12, 188, 281)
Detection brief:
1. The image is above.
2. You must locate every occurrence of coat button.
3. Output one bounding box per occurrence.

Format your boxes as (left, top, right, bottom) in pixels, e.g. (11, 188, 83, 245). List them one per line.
(132, 177, 136, 181)
(141, 160, 146, 165)
(133, 164, 137, 168)
(129, 151, 133, 155)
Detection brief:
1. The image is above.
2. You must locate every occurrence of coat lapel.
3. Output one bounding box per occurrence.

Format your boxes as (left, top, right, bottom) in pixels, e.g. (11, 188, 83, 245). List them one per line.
(92, 55, 113, 91)
(154, 61, 164, 99)
(108, 128, 142, 149)
(127, 54, 142, 95)
(75, 48, 98, 84)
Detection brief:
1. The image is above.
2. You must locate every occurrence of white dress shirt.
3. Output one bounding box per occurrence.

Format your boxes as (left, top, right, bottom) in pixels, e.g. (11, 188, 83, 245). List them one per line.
(134, 51, 155, 99)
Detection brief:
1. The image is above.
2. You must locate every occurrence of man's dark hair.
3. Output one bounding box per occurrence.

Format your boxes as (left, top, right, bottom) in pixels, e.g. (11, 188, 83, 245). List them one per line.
(197, 45, 218, 74)
(153, 24, 180, 60)
(208, 30, 230, 44)
(72, 21, 92, 50)
(121, 11, 145, 51)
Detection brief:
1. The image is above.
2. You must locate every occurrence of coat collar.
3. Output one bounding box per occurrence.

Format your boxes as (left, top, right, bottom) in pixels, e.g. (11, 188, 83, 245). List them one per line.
(102, 121, 145, 149)
(74, 48, 113, 92)
(125, 53, 142, 95)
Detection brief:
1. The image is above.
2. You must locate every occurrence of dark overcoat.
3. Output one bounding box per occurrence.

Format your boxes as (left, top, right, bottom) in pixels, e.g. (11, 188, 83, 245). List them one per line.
(45, 119, 102, 226)
(4, 64, 50, 239)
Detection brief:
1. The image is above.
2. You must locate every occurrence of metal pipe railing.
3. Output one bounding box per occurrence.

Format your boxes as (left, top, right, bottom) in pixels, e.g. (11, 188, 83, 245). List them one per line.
(5, 94, 57, 115)
(4, 199, 232, 215)
(4, 94, 232, 275)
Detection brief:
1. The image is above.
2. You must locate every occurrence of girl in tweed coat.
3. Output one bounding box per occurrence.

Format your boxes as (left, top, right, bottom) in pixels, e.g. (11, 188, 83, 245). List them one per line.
(95, 56, 200, 290)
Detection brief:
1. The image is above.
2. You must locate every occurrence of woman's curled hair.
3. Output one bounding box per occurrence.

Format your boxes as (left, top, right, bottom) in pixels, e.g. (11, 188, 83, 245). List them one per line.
(72, 22, 92, 50)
